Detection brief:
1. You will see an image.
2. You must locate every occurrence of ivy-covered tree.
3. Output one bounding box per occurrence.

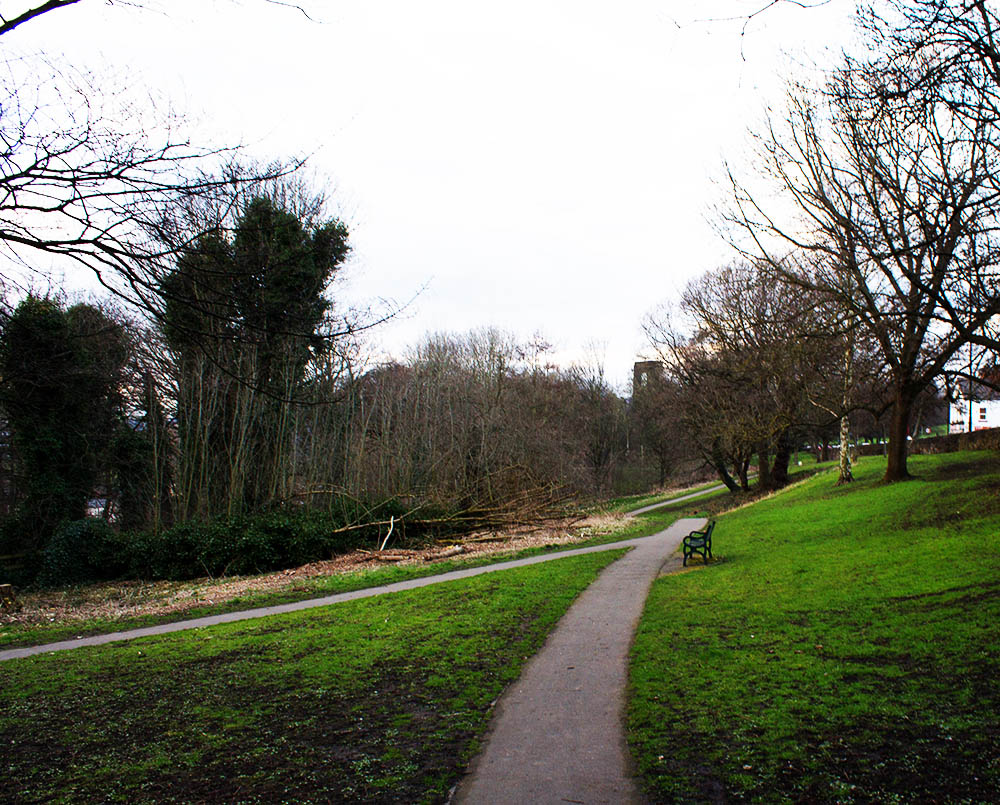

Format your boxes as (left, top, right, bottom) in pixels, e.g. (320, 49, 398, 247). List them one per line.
(162, 195, 351, 518)
(0, 296, 129, 553)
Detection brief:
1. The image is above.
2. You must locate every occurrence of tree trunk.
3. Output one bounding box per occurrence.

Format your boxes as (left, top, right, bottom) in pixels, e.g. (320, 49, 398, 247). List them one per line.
(836, 413, 854, 485)
(884, 387, 915, 482)
(736, 458, 749, 491)
(772, 430, 792, 487)
(711, 440, 740, 493)
(756, 440, 773, 489)
(837, 338, 854, 485)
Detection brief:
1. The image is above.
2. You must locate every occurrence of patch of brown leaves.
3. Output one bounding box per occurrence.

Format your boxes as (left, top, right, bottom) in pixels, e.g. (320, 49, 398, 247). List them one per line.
(1, 513, 629, 630)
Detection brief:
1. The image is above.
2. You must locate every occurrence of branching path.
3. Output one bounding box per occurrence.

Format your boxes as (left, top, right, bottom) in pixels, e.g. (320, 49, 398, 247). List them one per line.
(0, 511, 708, 663)
(1, 489, 719, 800)
(626, 483, 725, 516)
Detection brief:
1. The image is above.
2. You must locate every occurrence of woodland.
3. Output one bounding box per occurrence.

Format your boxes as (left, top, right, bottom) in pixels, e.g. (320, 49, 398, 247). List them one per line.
(2, 0, 1000, 586)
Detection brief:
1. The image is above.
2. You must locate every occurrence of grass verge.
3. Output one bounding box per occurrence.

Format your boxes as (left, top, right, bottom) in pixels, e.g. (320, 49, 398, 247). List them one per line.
(1, 549, 624, 803)
(628, 450, 1000, 802)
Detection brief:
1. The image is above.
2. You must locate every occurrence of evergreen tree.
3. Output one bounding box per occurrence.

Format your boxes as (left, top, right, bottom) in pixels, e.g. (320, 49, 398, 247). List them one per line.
(0, 296, 128, 552)
(162, 196, 350, 518)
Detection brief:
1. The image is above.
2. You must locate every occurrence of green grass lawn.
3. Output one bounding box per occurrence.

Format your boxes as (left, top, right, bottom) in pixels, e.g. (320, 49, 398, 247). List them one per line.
(604, 456, 835, 517)
(628, 450, 1000, 802)
(915, 423, 950, 438)
(0, 550, 624, 803)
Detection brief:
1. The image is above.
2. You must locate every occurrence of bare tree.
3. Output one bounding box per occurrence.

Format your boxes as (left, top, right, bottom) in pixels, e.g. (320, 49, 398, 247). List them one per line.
(726, 29, 1000, 480)
(645, 299, 754, 493)
(646, 261, 870, 490)
(0, 55, 300, 304)
(0, 1, 83, 37)
(631, 365, 693, 487)
(0, 1, 317, 38)
(864, 0, 1000, 370)
(862, 0, 1000, 127)
(569, 350, 628, 493)
(0, 0, 318, 325)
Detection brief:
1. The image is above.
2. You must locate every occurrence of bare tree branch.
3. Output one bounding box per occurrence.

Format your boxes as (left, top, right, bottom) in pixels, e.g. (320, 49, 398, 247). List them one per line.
(0, 0, 81, 37)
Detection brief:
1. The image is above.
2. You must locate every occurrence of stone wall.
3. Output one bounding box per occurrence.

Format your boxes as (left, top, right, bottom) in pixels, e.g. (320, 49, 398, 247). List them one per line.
(856, 427, 1000, 458)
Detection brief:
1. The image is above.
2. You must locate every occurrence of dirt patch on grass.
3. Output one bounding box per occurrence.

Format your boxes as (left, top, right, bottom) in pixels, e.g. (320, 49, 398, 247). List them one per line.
(648, 711, 1000, 804)
(927, 453, 1000, 481)
(790, 718, 1000, 802)
(888, 580, 1000, 611)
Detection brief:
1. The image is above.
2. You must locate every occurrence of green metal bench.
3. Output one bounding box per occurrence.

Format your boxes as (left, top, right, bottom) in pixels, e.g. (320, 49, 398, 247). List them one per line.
(682, 520, 715, 566)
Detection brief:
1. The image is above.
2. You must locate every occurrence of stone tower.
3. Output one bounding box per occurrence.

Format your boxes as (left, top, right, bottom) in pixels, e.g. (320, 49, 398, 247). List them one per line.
(632, 360, 663, 393)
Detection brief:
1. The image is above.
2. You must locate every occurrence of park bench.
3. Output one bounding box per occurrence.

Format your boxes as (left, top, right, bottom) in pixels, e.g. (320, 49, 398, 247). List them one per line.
(682, 520, 715, 567)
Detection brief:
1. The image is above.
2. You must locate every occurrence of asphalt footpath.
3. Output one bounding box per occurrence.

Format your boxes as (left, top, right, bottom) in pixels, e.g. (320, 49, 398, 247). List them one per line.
(2, 495, 714, 802)
(626, 484, 724, 516)
(451, 517, 705, 805)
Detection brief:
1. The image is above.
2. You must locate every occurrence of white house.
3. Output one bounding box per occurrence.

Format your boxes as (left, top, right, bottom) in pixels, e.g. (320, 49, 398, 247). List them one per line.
(949, 395, 1000, 433)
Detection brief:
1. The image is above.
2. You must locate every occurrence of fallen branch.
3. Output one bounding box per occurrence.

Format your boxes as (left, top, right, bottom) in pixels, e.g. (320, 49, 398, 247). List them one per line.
(373, 553, 410, 563)
(431, 546, 465, 560)
(378, 516, 395, 551)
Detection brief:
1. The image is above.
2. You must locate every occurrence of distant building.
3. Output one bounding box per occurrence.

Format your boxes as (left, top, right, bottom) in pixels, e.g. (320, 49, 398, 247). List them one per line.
(632, 360, 663, 392)
(949, 383, 1000, 432)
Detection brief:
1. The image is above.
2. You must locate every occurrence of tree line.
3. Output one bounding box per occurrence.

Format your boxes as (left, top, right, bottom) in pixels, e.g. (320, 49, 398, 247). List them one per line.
(0, 191, 658, 584)
(642, 0, 1000, 491)
(3, 0, 1000, 585)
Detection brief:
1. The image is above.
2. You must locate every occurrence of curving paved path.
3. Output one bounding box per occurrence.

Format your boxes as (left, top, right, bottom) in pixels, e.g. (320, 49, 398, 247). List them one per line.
(451, 517, 706, 805)
(2, 492, 720, 800)
(626, 484, 724, 516)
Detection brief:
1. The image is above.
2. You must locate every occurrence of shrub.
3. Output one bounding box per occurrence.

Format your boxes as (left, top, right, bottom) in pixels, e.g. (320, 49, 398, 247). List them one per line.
(124, 507, 383, 581)
(36, 499, 446, 586)
(38, 518, 126, 587)
(126, 520, 210, 581)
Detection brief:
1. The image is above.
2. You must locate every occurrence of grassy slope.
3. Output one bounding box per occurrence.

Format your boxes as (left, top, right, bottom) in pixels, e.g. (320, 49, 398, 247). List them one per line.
(603, 455, 835, 517)
(629, 451, 1000, 803)
(0, 550, 623, 804)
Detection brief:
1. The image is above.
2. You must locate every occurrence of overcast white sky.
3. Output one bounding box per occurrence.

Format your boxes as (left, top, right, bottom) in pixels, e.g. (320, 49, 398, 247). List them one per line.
(11, 0, 859, 387)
